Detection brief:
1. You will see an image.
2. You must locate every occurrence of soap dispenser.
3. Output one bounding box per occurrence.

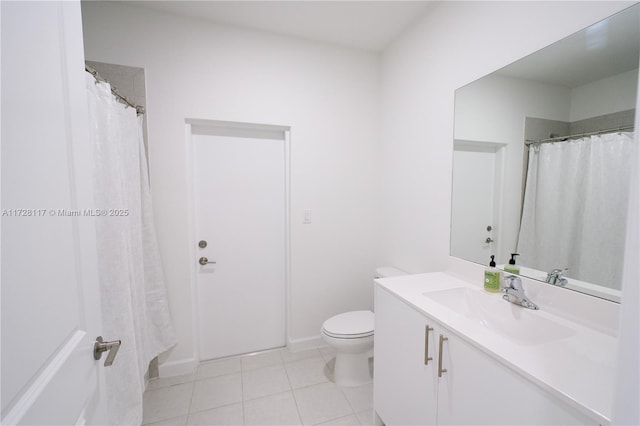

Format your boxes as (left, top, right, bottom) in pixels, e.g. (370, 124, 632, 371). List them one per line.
(484, 255, 501, 293)
(504, 253, 520, 274)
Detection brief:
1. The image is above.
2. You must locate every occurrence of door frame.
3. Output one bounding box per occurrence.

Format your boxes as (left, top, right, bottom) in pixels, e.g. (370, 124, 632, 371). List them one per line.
(451, 139, 506, 263)
(184, 118, 291, 363)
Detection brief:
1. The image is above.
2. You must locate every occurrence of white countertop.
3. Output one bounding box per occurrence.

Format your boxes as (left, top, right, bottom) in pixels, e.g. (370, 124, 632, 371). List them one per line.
(375, 271, 618, 425)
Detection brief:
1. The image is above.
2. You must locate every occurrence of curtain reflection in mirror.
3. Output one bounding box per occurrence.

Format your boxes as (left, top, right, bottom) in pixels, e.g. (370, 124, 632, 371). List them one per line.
(517, 131, 634, 289)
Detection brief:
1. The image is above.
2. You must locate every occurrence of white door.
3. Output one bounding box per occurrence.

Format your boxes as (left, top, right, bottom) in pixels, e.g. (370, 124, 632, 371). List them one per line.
(1, 2, 107, 424)
(450, 142, 503, 265)
(192, 128, 287, 360)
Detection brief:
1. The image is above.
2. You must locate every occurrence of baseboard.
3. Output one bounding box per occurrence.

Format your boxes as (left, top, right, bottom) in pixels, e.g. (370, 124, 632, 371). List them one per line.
(288, 334, 324, 352)
(157, 357, 199, 378)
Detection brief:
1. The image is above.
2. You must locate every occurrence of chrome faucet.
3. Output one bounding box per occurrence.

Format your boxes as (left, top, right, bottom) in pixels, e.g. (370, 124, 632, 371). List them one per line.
(501, 275, 538, 310)
(545, 268, 568, 287)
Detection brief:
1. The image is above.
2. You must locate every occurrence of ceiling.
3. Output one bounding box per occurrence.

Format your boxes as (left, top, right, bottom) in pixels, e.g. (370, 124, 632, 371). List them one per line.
(495, 4, 639, 88)
(128, 1, 437, 52)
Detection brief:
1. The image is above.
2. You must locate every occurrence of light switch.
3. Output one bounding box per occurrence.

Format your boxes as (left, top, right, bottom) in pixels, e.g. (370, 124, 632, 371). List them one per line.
(303, 209, 312, 224)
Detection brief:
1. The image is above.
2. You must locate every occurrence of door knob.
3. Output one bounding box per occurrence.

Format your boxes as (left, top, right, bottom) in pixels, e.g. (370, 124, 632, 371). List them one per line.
(199, 257, 216, 266)
(485, 237, 494, 243)
(94, 336, 121, 367)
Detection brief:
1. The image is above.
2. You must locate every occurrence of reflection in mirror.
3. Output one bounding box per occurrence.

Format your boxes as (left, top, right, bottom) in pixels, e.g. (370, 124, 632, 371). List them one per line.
(452, 4, 639, 303)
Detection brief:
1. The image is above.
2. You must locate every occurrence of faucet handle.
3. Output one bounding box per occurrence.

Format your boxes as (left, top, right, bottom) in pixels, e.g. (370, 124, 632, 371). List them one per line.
(546, 268, 568, 285)
(555, 269, 569, 287)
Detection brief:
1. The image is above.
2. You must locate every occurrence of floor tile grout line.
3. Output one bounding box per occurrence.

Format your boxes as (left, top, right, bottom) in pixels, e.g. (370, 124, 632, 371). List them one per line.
(142, 379, 195, 425)
(288, 389, 305, 425)
(184, 378, 197, 424)
(146, 372, 198, 391)
(186, 366, 245, 420)
(144, 348, 340, 425)
(150, 347, 326, 391)
(238, 352, 333, 401)
(339, 387, 357, 415)
(186, 401, 244, 416)
(240, 360, 246, 426)
(290, 371, 356, 425)
(340, 385, 375, 426)
(280, 353, 304, 425)
(311, 413, 360, 426)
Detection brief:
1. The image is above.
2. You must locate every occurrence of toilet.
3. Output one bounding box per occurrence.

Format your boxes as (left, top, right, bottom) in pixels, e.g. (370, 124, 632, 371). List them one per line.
(321, 266, 407, 387)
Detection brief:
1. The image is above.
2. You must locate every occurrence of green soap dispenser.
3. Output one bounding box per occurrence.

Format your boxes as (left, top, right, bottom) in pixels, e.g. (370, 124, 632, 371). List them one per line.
(484, 255, 501, 292)
(504, 253, 520, 274)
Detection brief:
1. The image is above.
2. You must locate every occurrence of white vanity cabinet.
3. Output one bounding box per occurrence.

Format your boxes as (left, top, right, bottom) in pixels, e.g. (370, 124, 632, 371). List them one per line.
(374, 286, 597, 426)
(374, 285, 438, 425)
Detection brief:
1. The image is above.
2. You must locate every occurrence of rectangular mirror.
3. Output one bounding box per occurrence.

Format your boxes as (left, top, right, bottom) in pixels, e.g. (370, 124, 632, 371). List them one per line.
(452, 4, 639, 303)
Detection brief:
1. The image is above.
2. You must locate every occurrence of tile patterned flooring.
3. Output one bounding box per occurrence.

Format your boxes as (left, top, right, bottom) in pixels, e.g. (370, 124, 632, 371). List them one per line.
(142, 347, 374, 425)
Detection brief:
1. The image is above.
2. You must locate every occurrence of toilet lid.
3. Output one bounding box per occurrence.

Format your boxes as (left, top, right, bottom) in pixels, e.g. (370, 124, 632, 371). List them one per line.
(322, 310, 374, 338)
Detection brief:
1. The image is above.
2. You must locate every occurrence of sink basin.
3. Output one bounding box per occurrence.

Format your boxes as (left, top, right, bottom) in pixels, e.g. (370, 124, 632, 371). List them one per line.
(422, 287, 575, 345)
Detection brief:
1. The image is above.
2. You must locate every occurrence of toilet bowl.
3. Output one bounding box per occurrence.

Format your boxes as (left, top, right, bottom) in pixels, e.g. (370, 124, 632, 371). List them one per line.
(321, 266, 407, 387)
(321, 310, 374, 387)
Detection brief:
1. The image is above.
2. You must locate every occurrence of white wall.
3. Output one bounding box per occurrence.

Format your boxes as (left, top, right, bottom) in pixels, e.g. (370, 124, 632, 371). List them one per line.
(379, 1, 633, 273)
(455, 75, 572, 143)
(570, 68, 638, 121)
(82, 2, 383, 370)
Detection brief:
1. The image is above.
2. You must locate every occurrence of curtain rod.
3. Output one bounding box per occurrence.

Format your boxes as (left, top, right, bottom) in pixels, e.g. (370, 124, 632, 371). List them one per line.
(85, 66, 145, 115)
(525, 125, 634, 145)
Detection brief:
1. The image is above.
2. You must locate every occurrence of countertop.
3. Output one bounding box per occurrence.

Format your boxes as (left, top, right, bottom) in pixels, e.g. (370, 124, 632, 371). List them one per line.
(375, 271, 618, 425)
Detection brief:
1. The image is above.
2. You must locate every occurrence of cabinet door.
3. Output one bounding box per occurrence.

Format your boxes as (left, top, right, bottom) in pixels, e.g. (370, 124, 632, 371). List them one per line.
(436, 329, 596, 425)
(374, 287, 438, 425)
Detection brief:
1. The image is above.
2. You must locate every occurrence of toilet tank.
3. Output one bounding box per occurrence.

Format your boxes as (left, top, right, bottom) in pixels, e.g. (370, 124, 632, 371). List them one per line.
(374, 266, 407, 279)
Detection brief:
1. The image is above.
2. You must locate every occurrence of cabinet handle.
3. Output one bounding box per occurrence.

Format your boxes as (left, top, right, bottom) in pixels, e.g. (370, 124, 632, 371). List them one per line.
(424, 325, 434, 365)
(438, 334, 448, 378)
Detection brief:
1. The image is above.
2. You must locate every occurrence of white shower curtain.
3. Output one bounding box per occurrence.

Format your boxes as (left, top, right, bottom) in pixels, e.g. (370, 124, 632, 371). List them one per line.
(86, 74, 177, 425)
(517, 132, 634, 290)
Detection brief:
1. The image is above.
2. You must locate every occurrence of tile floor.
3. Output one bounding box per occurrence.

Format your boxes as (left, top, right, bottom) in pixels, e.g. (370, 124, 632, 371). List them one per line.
(142, 347, 375, 425)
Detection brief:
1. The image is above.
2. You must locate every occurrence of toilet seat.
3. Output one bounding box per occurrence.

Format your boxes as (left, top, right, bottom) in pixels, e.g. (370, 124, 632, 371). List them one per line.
(322, 310, 374, 339)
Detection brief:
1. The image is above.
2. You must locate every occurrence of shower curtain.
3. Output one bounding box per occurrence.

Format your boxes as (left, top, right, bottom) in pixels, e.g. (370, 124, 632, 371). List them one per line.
(86, 74, 177, 425)
(517, 132, 634, 290)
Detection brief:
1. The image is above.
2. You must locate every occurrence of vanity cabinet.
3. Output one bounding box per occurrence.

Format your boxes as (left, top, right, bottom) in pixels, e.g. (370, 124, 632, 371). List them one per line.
(374, 286, 597, 425)
(374, 285, 438, 425)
